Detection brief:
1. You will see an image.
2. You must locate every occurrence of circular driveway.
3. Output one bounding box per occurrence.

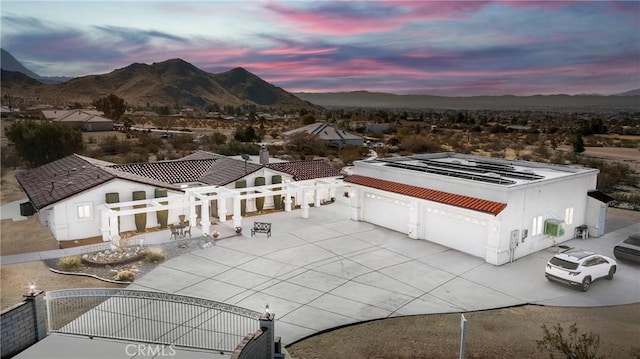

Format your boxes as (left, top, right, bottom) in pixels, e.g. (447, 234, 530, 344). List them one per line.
(129, 198, 640, 345)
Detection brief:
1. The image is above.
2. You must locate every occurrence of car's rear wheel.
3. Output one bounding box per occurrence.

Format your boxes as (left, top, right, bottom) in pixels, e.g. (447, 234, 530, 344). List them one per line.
(607, 266, 616, 280)
(581, 276, 591, 292)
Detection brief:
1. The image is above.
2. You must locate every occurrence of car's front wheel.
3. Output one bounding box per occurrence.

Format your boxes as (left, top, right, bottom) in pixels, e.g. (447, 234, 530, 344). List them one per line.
(607, 266, 616, 280)
(581, 276, 591, 292)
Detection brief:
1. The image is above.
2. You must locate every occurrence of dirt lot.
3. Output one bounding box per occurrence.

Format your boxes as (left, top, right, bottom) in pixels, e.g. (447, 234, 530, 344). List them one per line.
(287, 303, 640, 359)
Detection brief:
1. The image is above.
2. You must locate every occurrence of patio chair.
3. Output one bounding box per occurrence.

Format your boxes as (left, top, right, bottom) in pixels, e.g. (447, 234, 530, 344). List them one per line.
(182, 226, 191, 239)
(169, 225, 180, 240)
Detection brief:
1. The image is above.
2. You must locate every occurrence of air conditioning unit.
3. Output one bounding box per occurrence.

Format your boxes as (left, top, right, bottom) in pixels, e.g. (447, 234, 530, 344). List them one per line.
(544, 219, 565, 237)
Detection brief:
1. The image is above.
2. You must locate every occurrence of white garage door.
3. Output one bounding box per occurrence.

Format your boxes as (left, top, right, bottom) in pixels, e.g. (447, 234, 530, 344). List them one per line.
(424, 209, 488, 258)
(363, 192, 410, 234)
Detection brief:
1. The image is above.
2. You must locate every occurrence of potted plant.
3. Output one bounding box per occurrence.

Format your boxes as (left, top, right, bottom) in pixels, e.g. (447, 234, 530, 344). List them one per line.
(235, 227, 242, 234)
(212, 230, 219, 239)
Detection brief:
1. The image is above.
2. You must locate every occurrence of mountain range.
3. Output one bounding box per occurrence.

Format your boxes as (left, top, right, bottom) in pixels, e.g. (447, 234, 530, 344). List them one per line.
(1, 48, 638, 112)
(294, 90, 640, 112)
(0, 49, 316, 110)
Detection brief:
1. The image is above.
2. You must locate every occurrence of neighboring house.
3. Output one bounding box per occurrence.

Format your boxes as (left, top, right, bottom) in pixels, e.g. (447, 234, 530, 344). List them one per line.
(283, 123, 364, 148)
(0, 105, 19, 113)
(41, 109, 114, 131)
(344, 152, 614, 266)
(16, 150, 342, 243)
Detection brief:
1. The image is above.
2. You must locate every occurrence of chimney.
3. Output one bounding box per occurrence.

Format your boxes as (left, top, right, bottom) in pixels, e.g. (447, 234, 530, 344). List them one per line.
(259, 145, 269, 165)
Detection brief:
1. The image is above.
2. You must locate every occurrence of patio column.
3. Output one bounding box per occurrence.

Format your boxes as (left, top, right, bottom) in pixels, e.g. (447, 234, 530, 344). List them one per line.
(284, 181, 292, 212)
(201, 196, 210, 234)
(301, 189, 309, 218)
(218, 195, 227, 223)
(313, 181, 321, 208)
(108, 213, 119, 239)
(232, 194, 242, 228)
(188, 193, 197, 227)
(100, 206, 110, 241)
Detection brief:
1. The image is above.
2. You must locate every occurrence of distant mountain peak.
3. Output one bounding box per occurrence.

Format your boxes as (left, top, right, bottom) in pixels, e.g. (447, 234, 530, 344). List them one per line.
(1, 48, 41, 79)
(1, 54, 318, 110)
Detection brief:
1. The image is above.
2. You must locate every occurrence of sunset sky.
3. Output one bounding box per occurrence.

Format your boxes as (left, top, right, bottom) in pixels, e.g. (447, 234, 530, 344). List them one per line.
(1, 1, 639, 96)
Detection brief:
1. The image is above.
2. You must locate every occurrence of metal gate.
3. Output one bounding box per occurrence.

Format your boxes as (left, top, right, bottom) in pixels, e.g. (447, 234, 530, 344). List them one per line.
(46, 288, 261, 353)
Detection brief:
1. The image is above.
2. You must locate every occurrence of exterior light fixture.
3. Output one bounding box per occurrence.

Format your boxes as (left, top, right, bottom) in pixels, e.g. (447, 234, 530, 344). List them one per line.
(28, 281, 36, 295)
(265, 303, 270, 315)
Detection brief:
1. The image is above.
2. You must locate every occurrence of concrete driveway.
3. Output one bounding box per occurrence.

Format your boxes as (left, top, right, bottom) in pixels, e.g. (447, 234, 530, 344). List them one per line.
(127, 196, 640, 345)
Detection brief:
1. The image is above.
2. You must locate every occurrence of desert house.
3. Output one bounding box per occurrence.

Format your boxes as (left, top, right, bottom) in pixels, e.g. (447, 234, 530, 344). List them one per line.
(41, 109, 114, 131)
(344, 153, 615, 265)
(283, 122, 365, 148)
(15, 150, 342, 244)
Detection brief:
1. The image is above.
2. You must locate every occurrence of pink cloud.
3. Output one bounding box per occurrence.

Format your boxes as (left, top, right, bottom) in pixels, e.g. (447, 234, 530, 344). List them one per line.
(264, 1, 491, 36)
(264, 2, 402, 35)
(260, 45, 338, 56)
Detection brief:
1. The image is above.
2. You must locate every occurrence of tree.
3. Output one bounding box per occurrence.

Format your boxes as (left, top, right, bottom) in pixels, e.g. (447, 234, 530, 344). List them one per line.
(285, 132, 326, 157)
(5, 121, 84, 167)
(573, 134, 586, 154)
(300, 113, 316, 125)
(210, 132, 227, 145)
(234, 126, 261, 143)
(536, 323, 604, 359)
(93, 93, 126, 120)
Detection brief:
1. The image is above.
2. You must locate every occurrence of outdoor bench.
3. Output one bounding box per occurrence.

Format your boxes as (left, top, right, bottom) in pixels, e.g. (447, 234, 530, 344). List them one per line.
(251, 222, 271, 238)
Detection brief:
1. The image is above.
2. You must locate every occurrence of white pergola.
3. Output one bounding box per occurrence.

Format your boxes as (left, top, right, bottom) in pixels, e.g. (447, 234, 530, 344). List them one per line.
(100, 179, 345, 242)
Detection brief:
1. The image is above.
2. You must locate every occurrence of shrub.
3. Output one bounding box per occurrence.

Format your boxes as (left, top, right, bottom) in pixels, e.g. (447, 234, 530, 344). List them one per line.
(145, 247, 166, 263)
(536, 323, 604, 359)
(58, 256, 82, 271)
(113, 269, 135, 282)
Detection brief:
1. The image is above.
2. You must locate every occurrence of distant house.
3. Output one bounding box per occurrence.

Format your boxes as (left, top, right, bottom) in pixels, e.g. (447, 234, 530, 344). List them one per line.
(0, 105, 19, 113)
(16, 150, 342, 243)
(41, 109, 114, 132)
(283, 123, 365, 148)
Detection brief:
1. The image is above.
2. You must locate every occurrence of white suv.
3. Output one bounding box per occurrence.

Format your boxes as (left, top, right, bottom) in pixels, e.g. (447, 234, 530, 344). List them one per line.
(545, 250, 617, 292)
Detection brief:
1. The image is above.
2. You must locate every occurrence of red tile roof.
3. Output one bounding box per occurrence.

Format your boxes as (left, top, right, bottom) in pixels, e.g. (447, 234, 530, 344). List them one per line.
(266, 160, 342, 180)
(344, 175, 507, 216)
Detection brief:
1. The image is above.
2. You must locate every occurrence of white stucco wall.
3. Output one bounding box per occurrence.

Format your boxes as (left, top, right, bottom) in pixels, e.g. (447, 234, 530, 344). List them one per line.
(43, 179, 183, 242)
(502, 172, 598, 264)
(349, 155, 601, 265)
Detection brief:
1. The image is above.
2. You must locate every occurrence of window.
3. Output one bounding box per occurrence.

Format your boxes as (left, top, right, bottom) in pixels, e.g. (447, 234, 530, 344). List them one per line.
(564, 207, 574, 225)
(532, 216, 543, 236)
(77, 204, 91, 219)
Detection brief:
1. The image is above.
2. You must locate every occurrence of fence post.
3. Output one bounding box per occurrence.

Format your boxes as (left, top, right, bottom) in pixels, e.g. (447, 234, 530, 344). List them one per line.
(24, 289, 47, 340)
(259, 310, 275, 359)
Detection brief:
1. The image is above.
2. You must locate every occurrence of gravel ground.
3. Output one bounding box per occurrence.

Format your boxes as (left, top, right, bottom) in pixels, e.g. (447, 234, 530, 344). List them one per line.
(44, 236, 217, 283)
(1, 236, 216, 310)
(287, 303, 640, 359)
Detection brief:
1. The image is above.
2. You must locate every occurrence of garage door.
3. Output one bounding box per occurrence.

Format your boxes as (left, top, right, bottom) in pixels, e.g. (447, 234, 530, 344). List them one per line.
(363, 192, 410, 234)
(424, 209, 488, 258)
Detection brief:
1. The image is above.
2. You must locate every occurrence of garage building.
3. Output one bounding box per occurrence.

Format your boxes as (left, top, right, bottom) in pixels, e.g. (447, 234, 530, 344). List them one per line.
(344, 153, 613, 265)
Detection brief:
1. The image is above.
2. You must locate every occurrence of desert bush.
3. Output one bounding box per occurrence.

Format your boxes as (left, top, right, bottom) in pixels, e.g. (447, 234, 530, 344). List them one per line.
(145, 247, 166, 263)
(400, 135, 441, 154)
(113, 269, 135, 282)
(578, 158, 634, 193)
(536, 323, 604, 359)
(169, 134, 199, 151)
(58, 256, 82, 271)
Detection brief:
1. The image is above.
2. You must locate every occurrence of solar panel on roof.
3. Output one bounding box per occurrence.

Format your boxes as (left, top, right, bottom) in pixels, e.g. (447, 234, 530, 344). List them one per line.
(383, 161, 515, 185)
(410, 158, 544, 181)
